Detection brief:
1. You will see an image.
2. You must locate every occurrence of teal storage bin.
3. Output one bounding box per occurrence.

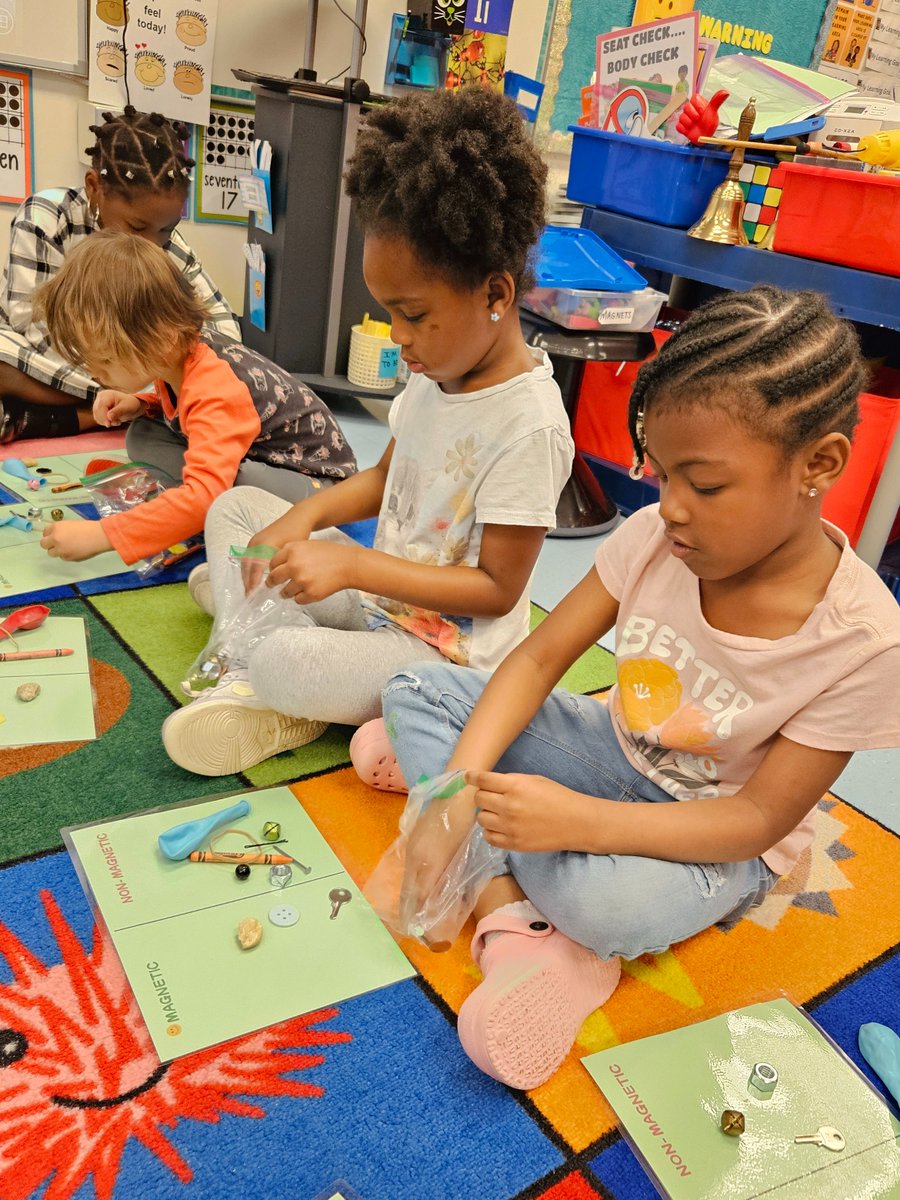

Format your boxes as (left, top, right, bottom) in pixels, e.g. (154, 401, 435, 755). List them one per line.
(567, 126, 731, 229)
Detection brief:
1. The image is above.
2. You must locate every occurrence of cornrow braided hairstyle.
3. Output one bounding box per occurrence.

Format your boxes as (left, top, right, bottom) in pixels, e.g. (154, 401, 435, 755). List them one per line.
(343, 87, 547, 295)
(85, 105, 195, 195)
(627, 286, 866, 477)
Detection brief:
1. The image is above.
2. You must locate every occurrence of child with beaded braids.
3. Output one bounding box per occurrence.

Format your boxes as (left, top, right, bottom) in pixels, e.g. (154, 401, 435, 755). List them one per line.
(380, 285, 900, 1091)
(160, 86, 573, 778)
(0, 106, 239, 443)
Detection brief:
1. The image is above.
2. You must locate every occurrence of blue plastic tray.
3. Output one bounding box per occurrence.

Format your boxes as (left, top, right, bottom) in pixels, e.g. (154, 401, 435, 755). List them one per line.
(532, 225, 647, 291)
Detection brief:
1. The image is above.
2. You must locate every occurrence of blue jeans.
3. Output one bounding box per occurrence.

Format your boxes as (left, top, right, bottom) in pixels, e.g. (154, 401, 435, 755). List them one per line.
(383, 664, 777, 962)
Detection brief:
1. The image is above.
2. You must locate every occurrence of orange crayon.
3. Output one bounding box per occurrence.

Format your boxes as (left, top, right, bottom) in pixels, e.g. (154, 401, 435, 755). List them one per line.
(188, 850, 294, 865)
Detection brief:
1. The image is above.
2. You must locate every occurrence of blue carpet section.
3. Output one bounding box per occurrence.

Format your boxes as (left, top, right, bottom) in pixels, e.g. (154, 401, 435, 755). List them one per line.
(0, 853, 562, 1200)
(811, 948, 900, 1114)
(158, 987, 563, 1200)
(337, 517, 377, 547)
(590, 1138, 659, 1200)
(3, 583, 77, 604)
(77, 554, 203, 596)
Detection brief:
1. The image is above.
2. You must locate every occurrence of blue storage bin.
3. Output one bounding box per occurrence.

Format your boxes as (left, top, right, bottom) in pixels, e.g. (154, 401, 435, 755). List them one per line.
(567, 126, 731, 229)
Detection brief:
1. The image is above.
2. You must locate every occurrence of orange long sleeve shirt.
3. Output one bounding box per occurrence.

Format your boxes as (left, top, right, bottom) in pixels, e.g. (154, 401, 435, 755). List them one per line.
(100, 337, 356, 564)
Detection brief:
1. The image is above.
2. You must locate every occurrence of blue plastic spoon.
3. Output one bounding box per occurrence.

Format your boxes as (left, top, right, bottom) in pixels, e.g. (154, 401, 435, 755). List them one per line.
(158, 798, 251, 861)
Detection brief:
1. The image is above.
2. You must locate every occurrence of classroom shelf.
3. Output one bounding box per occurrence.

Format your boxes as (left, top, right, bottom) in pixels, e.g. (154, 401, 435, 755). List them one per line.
(581, 208, 900, 332)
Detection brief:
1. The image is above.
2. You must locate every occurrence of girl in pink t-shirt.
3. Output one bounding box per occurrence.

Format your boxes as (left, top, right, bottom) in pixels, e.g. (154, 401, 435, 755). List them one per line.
(381, 286, 900, 1091)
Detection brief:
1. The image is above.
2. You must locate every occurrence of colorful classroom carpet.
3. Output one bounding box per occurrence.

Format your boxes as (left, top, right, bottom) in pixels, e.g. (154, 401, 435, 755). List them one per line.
(2, 551, 899, 1200)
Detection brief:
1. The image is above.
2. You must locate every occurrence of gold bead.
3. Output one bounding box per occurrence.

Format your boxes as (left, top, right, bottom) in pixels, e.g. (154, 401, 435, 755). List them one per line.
(721, 1109, 745, 1136)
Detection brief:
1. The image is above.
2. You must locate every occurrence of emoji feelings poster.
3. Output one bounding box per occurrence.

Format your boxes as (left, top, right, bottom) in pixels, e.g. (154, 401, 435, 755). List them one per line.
(89, 0, 219, 125)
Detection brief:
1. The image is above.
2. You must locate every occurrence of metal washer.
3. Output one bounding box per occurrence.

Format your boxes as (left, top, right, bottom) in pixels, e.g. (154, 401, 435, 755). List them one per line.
(268, 904, 300, 927)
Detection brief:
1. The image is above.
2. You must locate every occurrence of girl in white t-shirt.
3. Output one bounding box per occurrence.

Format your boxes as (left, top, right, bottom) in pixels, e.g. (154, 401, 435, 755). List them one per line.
(382, 285, 900, 1091)
(162, 87, 573, 778)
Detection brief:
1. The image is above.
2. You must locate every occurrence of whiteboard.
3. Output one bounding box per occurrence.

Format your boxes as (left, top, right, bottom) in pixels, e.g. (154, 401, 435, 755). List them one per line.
(0, 0, 88, 77)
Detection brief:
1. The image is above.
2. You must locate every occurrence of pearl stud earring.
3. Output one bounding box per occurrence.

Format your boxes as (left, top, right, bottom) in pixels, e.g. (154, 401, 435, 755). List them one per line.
(808, 486, 819, 497)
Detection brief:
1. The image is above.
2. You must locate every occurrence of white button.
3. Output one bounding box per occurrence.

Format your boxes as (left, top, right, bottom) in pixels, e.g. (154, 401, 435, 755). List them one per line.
(268, 904, 299, 927)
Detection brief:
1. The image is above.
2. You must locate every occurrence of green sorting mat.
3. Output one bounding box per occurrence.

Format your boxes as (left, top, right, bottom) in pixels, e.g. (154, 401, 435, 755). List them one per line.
(63, 785, 416, 1060)
(582, 997, 900, 1199)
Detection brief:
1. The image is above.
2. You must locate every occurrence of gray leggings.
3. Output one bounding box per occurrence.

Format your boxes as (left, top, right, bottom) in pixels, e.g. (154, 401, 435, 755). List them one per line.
(125, 416, 333, 504)
(205, 485, 446, 725)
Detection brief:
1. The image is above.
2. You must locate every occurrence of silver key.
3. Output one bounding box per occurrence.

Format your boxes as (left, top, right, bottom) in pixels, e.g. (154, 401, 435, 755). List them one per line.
(329, 887, 352, 920)
(794, 1126, 845, 1151)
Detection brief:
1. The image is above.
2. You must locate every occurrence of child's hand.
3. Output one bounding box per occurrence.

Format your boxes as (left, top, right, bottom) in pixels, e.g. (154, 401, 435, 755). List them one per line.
(92, 389, 143, 427)
(468, 770, 599, 853)
(249, 509, 314, 555)
(40, 519, 113, 562)
(398, 785, 479, 947)
(267, 539, 358, 603)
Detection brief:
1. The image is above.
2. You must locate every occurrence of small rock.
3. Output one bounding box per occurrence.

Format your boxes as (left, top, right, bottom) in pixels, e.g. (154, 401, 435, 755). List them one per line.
(237, 917, 263, 949)
(16, 682, 41, 703)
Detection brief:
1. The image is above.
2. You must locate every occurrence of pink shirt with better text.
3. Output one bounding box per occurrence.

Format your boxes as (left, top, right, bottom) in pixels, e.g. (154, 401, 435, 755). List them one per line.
(595, 504, 900, 875)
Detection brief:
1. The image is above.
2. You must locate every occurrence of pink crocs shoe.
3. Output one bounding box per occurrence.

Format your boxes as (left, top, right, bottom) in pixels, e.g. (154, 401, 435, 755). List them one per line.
(349, 718, 408, 793)
(457, 913, 621, 1091)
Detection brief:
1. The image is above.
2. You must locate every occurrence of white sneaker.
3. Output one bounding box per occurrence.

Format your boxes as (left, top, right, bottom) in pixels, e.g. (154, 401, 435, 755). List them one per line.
(162, 671, 326, 776)
(187, 562, 215, 616)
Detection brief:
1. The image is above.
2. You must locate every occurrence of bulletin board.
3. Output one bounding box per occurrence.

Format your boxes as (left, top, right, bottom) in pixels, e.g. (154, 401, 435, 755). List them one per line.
(541, 0, 830, 136)
(0, 66, 33, 203)
(0, 0, 88, 76)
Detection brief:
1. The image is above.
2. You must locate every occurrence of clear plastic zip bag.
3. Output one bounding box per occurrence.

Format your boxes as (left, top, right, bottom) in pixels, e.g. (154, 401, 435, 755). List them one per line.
(80, 462, 203, 578)
(365, 770, 506, 951)
(182, 545, 294, 695)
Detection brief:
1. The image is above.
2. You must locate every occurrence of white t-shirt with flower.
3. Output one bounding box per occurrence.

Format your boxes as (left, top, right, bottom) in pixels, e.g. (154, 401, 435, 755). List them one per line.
(361, 350, 574, 670)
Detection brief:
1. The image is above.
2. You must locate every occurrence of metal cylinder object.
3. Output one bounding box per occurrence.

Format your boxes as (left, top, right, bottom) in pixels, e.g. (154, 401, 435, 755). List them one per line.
(269, 863, 292, 889)
(748, 1061, 778, 1100)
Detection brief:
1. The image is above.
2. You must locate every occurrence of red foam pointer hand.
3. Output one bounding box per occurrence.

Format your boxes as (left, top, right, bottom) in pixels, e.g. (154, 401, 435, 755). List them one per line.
(676, 89, 730, 144)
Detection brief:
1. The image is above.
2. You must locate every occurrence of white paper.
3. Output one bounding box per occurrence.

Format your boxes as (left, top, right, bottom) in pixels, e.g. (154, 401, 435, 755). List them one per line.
(89, 0, 219, 127)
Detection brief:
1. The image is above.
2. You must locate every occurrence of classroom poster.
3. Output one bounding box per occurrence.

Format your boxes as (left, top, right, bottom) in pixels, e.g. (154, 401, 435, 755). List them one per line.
(192, 89, 254, 224)
(596, 12, 698, 138)
(0, 67, 32, 204)
(820, 2, 877, 69)
(89, 0, 219, 126)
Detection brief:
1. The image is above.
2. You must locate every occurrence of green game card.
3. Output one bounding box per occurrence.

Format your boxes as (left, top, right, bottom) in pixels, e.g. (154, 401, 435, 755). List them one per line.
(0, 502, 131, 599)
(582, 998, 900, 1199)
(0, 615, 97, 746)
(63, 786, 416, 1060)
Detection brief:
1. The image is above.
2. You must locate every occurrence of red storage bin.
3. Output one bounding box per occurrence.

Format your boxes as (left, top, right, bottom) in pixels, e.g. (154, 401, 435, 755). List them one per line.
(575, 346, 900, 551)
(573, 329, 672, 471)
(773, 164, 900, 277)
(821, 367, 900, 546)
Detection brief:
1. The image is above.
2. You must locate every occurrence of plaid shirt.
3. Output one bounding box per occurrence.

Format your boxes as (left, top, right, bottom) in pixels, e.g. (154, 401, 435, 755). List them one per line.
(0, 187, 241, 401)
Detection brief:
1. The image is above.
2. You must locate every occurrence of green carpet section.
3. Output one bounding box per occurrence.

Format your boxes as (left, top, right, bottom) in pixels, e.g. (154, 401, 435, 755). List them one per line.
(1, 597, 245, 862)
(89, 584, 213, 702)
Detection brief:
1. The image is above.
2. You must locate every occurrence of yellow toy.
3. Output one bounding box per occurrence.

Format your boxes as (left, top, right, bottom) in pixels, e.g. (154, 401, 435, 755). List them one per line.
(632, 0, 694, 23)
(855, 129, 900, 169)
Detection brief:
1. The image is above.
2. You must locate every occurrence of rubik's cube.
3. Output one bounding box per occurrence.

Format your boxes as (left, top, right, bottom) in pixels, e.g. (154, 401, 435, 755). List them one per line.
(738, 162, 786, 245)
